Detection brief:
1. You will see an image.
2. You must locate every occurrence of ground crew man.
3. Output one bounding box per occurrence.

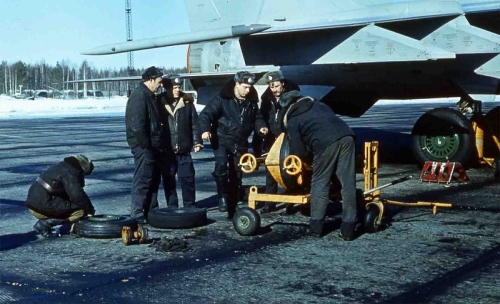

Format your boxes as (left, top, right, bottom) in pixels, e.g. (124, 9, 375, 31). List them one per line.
(159, 74, 203, 208)
(253, 70, 300, 213)
(125, 66, 171, 224)
(25, 155, 95, 238)
(278, 90, 359, 240)
(198, 71, 268, 218)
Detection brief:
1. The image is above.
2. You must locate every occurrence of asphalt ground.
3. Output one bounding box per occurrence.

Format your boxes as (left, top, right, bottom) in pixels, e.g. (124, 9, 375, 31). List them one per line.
(0, 102, 499, 304)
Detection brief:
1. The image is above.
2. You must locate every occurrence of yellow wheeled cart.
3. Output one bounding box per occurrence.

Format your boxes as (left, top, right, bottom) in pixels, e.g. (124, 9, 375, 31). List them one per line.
(235, 135, 453, 236)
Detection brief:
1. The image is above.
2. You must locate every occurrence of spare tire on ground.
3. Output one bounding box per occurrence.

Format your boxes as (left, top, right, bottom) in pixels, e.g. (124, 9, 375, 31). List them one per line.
(72, 214, 137, 238)
(148, 208, 208, 229)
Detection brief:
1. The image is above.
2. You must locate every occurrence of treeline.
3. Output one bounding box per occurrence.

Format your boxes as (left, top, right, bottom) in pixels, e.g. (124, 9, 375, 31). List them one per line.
(1, 60, 186, 96)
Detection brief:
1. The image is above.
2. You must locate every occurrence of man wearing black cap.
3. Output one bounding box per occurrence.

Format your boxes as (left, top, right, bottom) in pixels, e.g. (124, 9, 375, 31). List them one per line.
(253, 70, 301, 213)
(125, 66, 170, 224)
(158, 74, 203, 209)
(278, 90, 359, 240)
(25, 155, 96, 238)
(198, 71, 268, 217)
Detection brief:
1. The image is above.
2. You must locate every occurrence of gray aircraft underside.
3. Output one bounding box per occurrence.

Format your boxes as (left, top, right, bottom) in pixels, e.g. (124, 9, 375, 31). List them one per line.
(81, 0, 500, 117)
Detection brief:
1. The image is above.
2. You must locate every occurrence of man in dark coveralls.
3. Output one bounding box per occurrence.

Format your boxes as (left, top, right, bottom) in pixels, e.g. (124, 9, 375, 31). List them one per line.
(198, 71, 268, 218)
(278, 90, 359, 240)
(159, 74, 203, 208)
(252, 70, 300, 214)
(25, 155, 96, 238)
(125, 66, 171, 224)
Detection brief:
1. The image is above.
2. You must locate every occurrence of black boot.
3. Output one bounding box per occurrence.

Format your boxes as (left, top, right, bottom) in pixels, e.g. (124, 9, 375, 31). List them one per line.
(306, 219, 324, 237)
(340, 221, 359, 241)
(213, 173, 229, 212)
(218, 197, 228, 212)
(33, 220, 58, 238)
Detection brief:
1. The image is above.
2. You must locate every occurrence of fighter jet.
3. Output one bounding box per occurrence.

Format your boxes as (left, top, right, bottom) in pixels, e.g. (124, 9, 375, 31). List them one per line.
(80, 0, 500, 167)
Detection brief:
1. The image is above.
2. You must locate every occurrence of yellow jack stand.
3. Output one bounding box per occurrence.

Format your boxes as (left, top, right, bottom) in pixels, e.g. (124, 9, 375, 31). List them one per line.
(362, 141, 453, 232)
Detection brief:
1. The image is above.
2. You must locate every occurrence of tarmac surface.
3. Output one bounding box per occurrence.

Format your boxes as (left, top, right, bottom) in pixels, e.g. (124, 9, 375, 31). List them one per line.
(0, 102, 499, 303)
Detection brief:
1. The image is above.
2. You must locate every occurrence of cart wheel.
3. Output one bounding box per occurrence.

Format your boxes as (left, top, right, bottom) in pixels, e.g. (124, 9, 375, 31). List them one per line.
(364, 204, 380, 233)
(137, 226, 149, 243)
(233, 207, 261, 236)
(122, 226, 132, 246)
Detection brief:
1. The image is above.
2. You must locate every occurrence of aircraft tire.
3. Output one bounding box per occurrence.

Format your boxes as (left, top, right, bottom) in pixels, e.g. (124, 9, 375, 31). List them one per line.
(73, 215, 137, 238)
(148, 207, 208, 229)
(411, 108, 474, 168)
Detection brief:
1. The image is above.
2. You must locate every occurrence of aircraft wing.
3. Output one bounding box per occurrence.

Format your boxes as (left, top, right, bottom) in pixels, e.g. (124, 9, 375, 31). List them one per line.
(245, 1, 464, 34)
(78, 0, 500, 108)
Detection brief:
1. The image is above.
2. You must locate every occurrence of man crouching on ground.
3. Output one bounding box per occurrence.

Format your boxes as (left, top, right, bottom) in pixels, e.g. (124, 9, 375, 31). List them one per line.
(25, 155, 96, 238)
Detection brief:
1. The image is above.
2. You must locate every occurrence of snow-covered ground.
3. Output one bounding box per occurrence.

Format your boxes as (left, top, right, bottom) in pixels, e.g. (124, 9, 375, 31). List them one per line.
(0, 95, 207, 119)
(0, 95, 129, 119)
(0, 94, 498, 119)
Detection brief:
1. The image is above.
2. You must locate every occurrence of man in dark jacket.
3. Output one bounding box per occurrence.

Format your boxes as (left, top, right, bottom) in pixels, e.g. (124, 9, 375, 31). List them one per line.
(279, 90, 359, 240)
(25, 155, 95, 238)
(253, 70, 300, 213)
(198, 71, 268, 217)
(159, 74, 203, 208)
(125, 66, 171, 224)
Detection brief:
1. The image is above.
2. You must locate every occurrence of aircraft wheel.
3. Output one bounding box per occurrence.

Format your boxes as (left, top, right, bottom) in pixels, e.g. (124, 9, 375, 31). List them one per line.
(73, 215, 137, 238)
(411, 108, 474, 167)
(364, 204, 380, 233)
(148, 207, 207, 229)
(233, 207, 261, 236)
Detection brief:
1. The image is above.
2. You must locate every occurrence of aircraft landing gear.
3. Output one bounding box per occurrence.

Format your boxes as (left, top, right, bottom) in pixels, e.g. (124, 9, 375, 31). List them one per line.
(412, 99, 500, 179)
(411, 108, 475, 168)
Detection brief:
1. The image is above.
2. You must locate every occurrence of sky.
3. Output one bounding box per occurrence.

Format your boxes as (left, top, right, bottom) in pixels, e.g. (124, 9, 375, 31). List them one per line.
(0, 0, 190, 70)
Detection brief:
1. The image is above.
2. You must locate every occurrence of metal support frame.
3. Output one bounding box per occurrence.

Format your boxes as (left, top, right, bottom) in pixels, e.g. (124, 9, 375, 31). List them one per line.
(363, 141, 379, 200)
(244, 140, 453, 222)
(471, 113, 500, 167)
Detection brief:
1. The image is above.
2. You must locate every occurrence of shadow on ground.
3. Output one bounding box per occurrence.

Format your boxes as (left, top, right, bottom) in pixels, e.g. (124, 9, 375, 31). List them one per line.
(0, 230, 39, 251)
